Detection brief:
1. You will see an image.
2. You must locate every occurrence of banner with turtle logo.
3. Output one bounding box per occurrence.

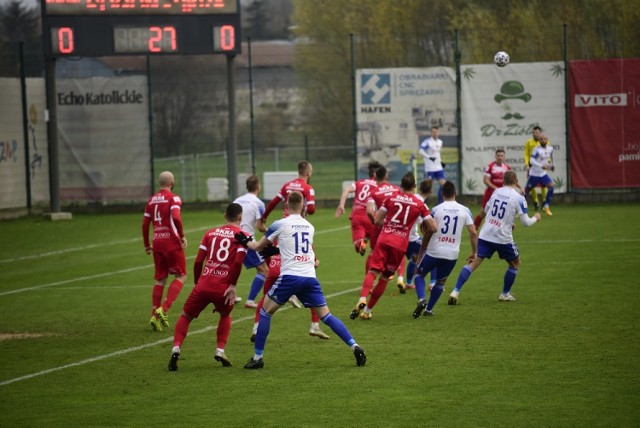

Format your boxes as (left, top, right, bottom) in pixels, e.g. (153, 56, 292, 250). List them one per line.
(460, 62, 566, 195)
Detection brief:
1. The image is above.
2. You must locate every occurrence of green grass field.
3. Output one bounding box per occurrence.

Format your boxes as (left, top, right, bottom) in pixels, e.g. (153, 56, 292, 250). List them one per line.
(1, 205, 639, 427)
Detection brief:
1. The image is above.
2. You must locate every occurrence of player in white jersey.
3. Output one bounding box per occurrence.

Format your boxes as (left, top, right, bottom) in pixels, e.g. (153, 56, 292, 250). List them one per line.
(239, 191, 366, 369)
(412, 181, 477, 318)
(448, 171, 541, 304)
(233, 175, 267, 307)
(418, 126, 446, 204)
(405, 179, 436, 291)
(524, 135, 555, 216)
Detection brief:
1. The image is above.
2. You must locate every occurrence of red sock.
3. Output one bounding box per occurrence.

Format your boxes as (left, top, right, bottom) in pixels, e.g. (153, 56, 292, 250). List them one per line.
(255, 296, 265, 323)
(162, 279, 184, 312)
(152, 285, 164, 314)
(398, 258, 406, 278)
(367, 277, 389, 310)
(310, 309, 320, 323)
(217, 315, 232, 349)
(365, 254, 371, 272)
(173, 315, 190, 347)
(360, 271, 376, 298)
(474, 214, 483, 229)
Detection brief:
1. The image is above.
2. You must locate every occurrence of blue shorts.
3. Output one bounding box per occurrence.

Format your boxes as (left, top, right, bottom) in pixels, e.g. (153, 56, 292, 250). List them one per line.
(267, 275, 327, 308)
(477, 238, 520, 261)
(242, 249, 265, 269)
(425, 170, 445, 181)
(416, 254, 457, 281)
(406, 240, 422, 259)
(525, 175, 553, 191)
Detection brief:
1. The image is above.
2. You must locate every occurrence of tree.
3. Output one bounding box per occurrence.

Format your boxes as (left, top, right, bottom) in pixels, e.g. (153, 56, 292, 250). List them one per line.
(0, 0, 42, 76)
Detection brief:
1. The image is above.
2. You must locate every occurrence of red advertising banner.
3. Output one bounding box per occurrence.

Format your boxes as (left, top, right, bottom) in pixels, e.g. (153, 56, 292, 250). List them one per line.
(569, 58, 640, 188)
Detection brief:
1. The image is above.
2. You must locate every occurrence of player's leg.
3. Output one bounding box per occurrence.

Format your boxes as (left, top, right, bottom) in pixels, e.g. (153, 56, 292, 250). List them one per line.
(168, 288, 207, 371)
(350, 269, 377, 319)
(157, 249, 187, 328)
(498, 245, 521, 301)
(309, 308, 330, 339)
(437, 177, 446, 205)
(542, 179, 555, 216)
(396, 256, 407, 293)
(245, 258, 268, 308)
(362, 244, 403, 318)
(425, 260, 457, 314)
(449, 241, 490, 305)
(213, 300, 234, 367)
(413, 254, 436, 318)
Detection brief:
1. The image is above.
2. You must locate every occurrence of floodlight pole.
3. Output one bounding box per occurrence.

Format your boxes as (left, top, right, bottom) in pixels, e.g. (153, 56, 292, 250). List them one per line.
(227, 54, 239, 200)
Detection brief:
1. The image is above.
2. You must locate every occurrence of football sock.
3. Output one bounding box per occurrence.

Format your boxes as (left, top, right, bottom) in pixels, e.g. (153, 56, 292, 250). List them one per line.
(367, 277, 389, 309)
(406, 259, 417, 285)
(437, 186, 443, 204)
(248, 273, 265, 301)
(398, 258, 406, 281)
(254, 297, 265, 322)
(360, 271, 376, 298)
(454, 265, 473, 292)
(217, 314, 231, 349)
(310, 310, 320, 323)
(530, 188, 539, 205)
(544, 187, 554, 207)
(473, 213, 483, 229)
(541, 186, 548, 202)
(311, 322, 319, 330)
(172, 346, 180, 354)
(430, 268, 437, 286)
(427, 284, 445, 311)
(253, 308, 271, 356)
(321, 313, 355, 346)
(415, 275, 427, 300)
(173, 315, 190, 348)
(162, 278, 184, 312)
(503, 267, 518, 295)
(152, 285, 164, 313)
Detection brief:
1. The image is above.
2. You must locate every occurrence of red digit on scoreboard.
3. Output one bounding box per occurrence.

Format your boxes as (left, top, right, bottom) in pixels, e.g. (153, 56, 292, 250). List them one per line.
(219, 25, 235, 51)
(149, 26, 177, 53)
(58, 27, 75, 54)
(149, 26, 162, 52)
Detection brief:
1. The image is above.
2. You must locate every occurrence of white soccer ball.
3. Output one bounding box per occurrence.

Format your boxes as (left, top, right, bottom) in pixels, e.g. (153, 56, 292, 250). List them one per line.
(494, 51, 510, 67)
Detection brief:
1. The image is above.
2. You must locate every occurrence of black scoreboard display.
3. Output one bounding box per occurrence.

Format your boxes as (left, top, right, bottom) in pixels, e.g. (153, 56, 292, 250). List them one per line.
(42, 0, 241, 57)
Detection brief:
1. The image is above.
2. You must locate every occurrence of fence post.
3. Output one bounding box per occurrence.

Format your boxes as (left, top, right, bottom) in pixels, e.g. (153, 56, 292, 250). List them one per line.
(563, 23, 571, 192)
(248, 37, 256, 174)
(19, 42, 32, 213)
(350, 33, 358, 181)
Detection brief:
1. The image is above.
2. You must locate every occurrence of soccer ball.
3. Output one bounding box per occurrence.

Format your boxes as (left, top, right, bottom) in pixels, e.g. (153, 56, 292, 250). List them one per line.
(494, 51, 510, 67)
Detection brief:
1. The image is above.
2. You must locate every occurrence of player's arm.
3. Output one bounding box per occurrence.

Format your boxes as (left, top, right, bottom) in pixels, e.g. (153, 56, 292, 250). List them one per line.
(247, 235, 271, 252)
(142, 214, 152, 254)
(335, 184, 355, 218)
(529, 150, 545, 169)
(466, 223, 478, 263)
(171, 206, 187, 248)
(261, 195, 283, 222)
(366, 199, 377, 224)
(305, 195, 316, 215)
(483, 174, 495, 190)
(193, 246, 207, 284)
(519, 212, 542, 227)
(373, 207, 387, 227)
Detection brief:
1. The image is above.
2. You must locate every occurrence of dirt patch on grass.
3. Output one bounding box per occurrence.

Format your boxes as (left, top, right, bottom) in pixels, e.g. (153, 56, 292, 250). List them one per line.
(0, 333, 60, 341)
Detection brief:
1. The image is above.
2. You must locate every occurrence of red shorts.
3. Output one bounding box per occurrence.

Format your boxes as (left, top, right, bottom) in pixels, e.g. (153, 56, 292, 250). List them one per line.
(152, 248, 186, 280)
(481, 187, 495, 208)
(182, 285, 234, 318)
(350, 214, 375, 243)
(368, 240, 405, 277)
(369, 226, 382, 249)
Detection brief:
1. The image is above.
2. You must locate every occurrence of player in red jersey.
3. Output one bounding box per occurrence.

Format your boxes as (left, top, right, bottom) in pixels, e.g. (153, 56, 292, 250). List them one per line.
(257, 160, 328, 337)
(167, 203, 247, 371)
(142, 171, 188, 332)
(350, 172, 436, 320)
(473, 149, 522, 229)
(335, 161, 381, 256)
(260, 160, 315, 225)
(364, 166, 407, 292)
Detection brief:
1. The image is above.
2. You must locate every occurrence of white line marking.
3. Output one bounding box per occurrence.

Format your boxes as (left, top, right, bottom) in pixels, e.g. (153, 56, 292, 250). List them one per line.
(0, 287, 360, 387)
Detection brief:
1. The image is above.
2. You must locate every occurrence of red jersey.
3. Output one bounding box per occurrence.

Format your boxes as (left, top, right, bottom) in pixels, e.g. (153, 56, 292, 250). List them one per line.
(368, 182, 400, 210)
(142, 189, 184, 252)
(484, 161, 511, 188)
(377, 191, 430, 249)
(193, 225, 247, 291)
(263, 177, 315, 219)
(350, 178, 377, 219)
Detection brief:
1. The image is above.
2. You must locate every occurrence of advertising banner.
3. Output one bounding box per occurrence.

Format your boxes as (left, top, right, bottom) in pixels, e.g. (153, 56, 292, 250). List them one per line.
(569, 58, 640, 188)
(356, 67, 457, 185)
(56, 76, 150, 202)
(460, 62, 567, 195)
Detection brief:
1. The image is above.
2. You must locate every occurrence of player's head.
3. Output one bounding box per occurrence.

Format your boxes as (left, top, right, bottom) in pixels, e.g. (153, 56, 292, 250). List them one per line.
(298, 161, 312, 179)
(442, 181, 456, 199)
(504, 170, 518, 186)
(287, 191, 304, 213)
(159, 171, 175, 189)
(368, 161, 382, 178)
(225, 202, 243, 223)
(374, 165, 388, 182)
(495, 149, 506, 164)
(532, 125, 542, 140)
(430, 126, 439, 138)
(539, 134, 549, 146)
(246, 174, 260, 193)
(419, 178, 433, 196)
(400, 172, 416, 191)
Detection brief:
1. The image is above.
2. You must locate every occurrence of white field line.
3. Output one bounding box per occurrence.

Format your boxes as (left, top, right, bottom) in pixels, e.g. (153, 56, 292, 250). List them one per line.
(0, 226, 351, 297)
(0, 286, 359, 387)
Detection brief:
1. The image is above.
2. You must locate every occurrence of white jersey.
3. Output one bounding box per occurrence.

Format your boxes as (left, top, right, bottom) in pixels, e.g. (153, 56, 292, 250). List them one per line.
(408, 195, 429, 243)
(426, 200, 474, 260)
(265, 214, 316, 277)
(418, 137, 444, 172)
(529, 145, 554, 177)
(480, 186, 528, 244)
(233, 193, 265, 237)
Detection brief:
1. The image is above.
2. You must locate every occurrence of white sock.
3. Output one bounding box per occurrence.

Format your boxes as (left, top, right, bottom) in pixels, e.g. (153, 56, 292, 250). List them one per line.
(172, 346, 180, 354)
(216, 348, 224, 354)
(253, 353, 263, 361)
(311, 322, 319, 330)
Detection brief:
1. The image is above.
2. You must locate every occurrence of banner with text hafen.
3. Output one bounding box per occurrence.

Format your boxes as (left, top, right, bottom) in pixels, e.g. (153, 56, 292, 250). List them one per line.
(0, 78, 50, 210)
(56, 76, 151, 203)
(461, 62, 567, 195)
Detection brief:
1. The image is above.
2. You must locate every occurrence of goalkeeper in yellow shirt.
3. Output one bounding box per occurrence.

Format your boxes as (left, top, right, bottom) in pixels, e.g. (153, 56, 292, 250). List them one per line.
(523, 125, 548, 210)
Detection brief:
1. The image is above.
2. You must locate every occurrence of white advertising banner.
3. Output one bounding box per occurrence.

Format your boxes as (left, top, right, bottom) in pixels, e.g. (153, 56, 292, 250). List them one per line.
(56, 76, 150, 203)
(356, 67, 457, 184)
(0, 78, 49, 210)
(460, 62, 567, 195)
